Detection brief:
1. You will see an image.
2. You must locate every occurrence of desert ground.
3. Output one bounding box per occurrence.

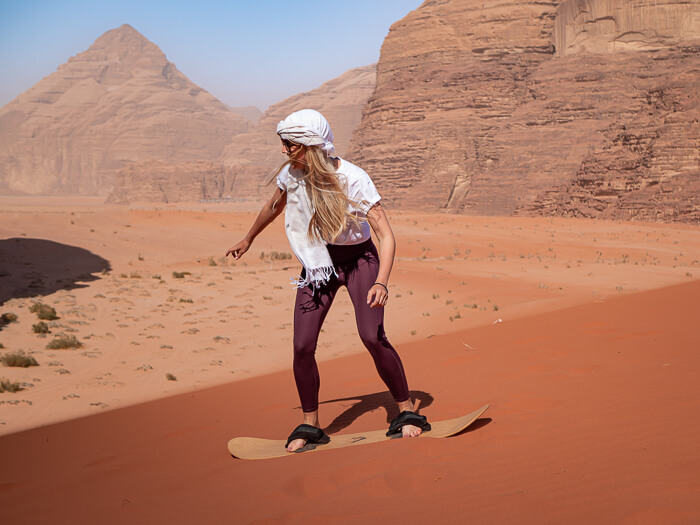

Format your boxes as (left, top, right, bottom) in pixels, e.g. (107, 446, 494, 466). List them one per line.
(1, 196, 699, 523)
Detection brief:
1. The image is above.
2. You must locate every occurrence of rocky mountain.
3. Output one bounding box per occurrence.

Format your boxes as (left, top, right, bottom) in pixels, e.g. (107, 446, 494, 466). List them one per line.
(107, 64, 376, 204)
(228, 106, 263, 123)
(106, 160, 237, 204)
(218, 64, 377, 201)
(517, 44, 700, 223)
(0, 24, 250, 196)
(555, 0, 700, 55)
(347, 0, 700, 223)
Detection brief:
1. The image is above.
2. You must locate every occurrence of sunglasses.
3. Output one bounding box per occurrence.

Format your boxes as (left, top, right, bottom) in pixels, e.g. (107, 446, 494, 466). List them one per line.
(281, 139, 301, 154)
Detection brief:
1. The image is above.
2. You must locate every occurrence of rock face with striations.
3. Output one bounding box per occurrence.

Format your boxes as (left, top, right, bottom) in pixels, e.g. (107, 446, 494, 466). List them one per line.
(518, 43, 700, 222)
(348, 0, 700, 223)
(555, 0, 700, 55)
(106, 64, 375, 204)
(106, 160, 238, 204)
(219, 64, 376, 201)
(0, 24, 250, 196)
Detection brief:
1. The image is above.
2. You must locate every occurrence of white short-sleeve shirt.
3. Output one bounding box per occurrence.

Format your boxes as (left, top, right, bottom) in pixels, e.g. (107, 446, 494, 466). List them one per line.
(276, 158, 381, 245)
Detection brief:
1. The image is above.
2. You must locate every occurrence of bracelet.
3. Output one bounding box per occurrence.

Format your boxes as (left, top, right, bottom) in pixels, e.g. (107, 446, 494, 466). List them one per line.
(373, 282, 389, 293)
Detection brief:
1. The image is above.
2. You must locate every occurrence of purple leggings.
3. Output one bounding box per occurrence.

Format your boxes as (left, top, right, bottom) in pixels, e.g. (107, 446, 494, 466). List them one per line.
(293, 239, 410, 412)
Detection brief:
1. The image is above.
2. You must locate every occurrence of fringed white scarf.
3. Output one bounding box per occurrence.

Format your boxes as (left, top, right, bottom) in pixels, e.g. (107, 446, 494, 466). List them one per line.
(277, 109, 339, 289)
(284, 168, 337, 289)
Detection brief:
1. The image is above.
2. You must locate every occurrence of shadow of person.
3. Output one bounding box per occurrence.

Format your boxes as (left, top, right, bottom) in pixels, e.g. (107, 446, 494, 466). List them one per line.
(319, 390, 434, 435)
(0, 238, 111, 306)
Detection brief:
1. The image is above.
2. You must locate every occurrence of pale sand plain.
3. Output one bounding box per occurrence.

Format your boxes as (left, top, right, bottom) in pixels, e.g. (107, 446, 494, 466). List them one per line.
(1, 197, 699, 523)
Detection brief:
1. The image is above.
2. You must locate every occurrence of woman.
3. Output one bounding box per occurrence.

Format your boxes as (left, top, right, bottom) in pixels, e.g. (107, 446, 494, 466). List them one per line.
(226, 109, 430, 452)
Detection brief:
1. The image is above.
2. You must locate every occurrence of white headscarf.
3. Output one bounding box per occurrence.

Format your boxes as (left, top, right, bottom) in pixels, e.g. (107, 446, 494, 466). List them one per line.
(276, 109, 336, 157)
(276, 109, 338, 289)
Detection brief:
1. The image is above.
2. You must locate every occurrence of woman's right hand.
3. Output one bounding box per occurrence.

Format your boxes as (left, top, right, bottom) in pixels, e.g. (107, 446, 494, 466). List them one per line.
(226, 239, 251, 260)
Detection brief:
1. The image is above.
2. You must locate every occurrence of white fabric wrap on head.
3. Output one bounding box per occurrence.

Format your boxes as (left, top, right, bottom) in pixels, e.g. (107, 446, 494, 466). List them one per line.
(276, 108, 336, 157)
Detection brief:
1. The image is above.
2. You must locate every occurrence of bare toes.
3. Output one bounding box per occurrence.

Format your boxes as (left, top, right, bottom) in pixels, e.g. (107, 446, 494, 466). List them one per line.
(402, 424, 423, 438)
(287, 438, 307, 452)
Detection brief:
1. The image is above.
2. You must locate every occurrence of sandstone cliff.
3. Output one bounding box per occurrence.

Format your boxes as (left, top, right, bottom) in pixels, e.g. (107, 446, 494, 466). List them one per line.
(555, 0, 700, 55)
(348, 0, 700, 223)
(219, 64, 376, 201)
(106, 160, 238, 204)
(106, 65, 375, 204)
(519, 49, 700, 223)
(0, 24, 250, 195)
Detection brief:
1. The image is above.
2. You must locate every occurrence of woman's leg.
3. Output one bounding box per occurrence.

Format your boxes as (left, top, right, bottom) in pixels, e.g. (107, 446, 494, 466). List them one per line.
(292, 278, 340, 413)
(288, 278, 340, 451)
(343, 249, 423, 437)
(344, 246, 411, 405)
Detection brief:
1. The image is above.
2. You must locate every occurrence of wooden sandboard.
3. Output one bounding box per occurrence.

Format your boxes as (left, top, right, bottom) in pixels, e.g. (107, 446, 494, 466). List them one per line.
(228, 403, 489, 460)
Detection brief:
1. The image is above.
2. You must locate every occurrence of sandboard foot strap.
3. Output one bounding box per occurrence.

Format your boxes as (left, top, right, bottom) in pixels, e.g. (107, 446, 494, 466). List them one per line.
(386, 411, 431, 437)
(285, 424, 331, 449)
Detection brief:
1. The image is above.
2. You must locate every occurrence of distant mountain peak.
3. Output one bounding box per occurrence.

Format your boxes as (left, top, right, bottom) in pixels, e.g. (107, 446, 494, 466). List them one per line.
(0, 24, 250, 196)
(81, 24, 166, 61)
(94, 23, 150, 44)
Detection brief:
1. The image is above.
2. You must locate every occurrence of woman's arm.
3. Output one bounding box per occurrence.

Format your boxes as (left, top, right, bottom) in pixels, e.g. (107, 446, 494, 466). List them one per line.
(366, 202, 396, 308)
(226, 187, 287, 259)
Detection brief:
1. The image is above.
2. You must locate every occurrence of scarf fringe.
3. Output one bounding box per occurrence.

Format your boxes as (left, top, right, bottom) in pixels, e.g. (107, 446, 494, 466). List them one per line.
(290, 265, 338, 289)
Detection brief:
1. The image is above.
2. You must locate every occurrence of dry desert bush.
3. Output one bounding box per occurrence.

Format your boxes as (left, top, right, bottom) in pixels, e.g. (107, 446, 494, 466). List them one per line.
(32, 321, 51, 334)
(1, 312, 18, 328)
(29, 303, 58, 320)
(46, 334, 83, 350)
(260, 251, 292, 261)
(1, 351, 39, 367)
(0, 378, 23, 393)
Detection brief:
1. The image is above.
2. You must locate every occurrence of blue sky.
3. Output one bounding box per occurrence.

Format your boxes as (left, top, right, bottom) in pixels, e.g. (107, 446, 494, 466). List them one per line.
(0, 0, 423, 110)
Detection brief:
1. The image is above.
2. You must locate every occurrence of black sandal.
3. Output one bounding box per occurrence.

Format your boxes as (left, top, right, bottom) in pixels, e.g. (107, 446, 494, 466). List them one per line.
(285, 424, 331, 451)
(386, 411, 431, 437)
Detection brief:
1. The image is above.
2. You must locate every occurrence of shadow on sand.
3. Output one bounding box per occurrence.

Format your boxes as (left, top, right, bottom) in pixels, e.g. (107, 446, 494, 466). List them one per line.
(0, 238, 111, 306)
(318, 390, 435, 435)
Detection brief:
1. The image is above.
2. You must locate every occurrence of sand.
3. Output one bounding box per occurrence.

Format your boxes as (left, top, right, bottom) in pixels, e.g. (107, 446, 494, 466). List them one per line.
(1, 197, 699, 523)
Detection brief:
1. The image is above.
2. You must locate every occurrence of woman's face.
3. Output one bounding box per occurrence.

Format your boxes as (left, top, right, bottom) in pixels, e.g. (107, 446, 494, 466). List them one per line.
(281, 139, 305, 169)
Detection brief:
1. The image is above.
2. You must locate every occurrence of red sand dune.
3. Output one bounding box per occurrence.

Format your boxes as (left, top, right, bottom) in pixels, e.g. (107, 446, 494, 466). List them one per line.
(2, 279, 698, 524)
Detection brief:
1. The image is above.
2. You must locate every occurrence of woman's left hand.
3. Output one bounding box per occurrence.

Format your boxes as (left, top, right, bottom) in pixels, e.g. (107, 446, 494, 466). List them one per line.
(367, 283, 389, 308)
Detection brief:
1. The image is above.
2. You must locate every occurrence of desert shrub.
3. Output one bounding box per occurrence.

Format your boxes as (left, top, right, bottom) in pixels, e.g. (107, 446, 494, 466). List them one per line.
(0, 312, 18, 328)
(172, 271, 191, 279)
(46, 334, 83, 350)
(1, 351, 39, 367)
(29, 303, 58, 320)
(32, 321, 50, 334)
(260, 251, 292, 261)
(165, 373, 177, 381)
(0, 378, 23, 393)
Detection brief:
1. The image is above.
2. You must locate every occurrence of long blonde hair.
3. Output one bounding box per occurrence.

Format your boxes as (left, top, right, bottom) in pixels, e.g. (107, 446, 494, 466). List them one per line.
(277, 145, 362, 243)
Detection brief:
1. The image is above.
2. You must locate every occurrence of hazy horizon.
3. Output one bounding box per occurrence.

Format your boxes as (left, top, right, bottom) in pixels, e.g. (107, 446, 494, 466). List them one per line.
(0, 0, 423, 111)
